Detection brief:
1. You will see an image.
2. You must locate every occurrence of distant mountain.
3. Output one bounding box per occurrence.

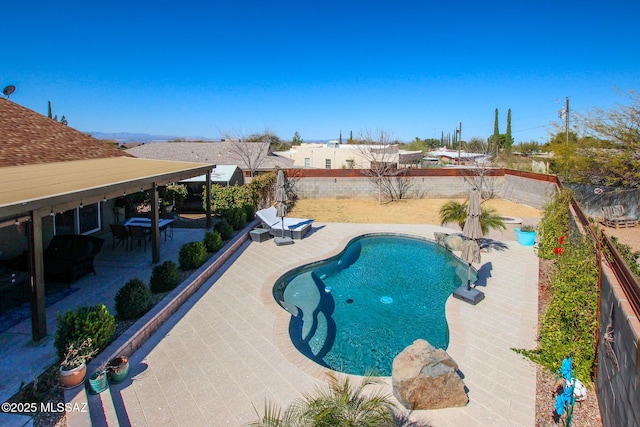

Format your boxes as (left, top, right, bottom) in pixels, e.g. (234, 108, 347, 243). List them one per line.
(89, 132, 218, 142)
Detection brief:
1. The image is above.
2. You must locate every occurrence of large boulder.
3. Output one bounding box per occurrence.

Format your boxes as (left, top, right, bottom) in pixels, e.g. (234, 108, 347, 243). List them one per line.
(392, 339, 468, 410)
(444, 234, 464, 251)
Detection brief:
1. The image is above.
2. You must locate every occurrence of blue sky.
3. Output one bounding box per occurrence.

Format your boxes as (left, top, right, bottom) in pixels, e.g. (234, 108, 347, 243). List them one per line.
(3, 1, 639, 143)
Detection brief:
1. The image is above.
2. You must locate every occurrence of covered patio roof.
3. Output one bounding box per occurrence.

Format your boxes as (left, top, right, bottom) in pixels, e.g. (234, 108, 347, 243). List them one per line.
(0, 156, 215, 342)
(0, 156, 215, 221)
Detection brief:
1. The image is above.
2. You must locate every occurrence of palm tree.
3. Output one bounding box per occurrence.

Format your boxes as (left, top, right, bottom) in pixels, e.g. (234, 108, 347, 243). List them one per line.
(438, 200, 506, 234)
(438, 200, 468, 230)
(247, 372, 396, 427)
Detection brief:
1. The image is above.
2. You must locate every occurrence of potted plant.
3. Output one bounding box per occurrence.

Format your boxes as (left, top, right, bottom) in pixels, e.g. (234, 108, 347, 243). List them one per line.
(87, 361, 109, 394)
(107, 356, 130, 384)
(59, 338, 97, 389)
(515, 224, 537, 246)
(164, 184, 188, 211)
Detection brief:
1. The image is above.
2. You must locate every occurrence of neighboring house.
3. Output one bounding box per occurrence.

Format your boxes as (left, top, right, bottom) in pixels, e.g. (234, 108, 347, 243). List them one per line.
(126, 141, 294, 179)
(0, 98, 214, 341)
(275, 141, 423, 169)
(426, 148, 490, 165)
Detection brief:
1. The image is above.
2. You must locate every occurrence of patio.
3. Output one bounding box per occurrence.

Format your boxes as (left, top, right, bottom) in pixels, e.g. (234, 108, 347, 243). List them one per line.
(100, 222, 539, 426)
(0, 226, 208, 412)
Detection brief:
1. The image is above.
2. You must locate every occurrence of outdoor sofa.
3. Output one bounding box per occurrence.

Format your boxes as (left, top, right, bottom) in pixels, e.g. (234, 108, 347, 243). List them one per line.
(1, 234, 104, 287)
(256, 206, 313, 239)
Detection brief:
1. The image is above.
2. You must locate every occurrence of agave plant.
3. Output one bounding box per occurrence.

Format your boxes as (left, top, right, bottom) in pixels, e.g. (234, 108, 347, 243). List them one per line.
(439, 200, 506, 235)
(247, 372, 396, 427)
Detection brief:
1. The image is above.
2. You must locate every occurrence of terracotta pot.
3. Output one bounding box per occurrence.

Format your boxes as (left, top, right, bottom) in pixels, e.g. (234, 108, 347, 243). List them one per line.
(59, 363, 87, 389)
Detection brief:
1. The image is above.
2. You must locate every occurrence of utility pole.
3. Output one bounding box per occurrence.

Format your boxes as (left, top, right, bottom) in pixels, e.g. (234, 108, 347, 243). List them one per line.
(565, 97, 570, 146)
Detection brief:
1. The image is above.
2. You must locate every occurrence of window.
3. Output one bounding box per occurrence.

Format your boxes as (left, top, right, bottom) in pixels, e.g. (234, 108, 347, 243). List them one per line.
(304, 158, 310, 167)
(325, 159, 331, 169)
(54, 202, 102, 236)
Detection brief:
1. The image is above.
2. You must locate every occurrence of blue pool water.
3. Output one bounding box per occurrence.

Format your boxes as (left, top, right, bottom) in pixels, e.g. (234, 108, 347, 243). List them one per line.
(273, 233, 476, 376)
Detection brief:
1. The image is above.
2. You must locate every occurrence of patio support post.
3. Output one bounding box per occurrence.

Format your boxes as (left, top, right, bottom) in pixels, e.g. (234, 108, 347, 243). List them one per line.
(150, 183, 160, 263)
(206, 170, 212, 229)
(29, 211, 47, 341)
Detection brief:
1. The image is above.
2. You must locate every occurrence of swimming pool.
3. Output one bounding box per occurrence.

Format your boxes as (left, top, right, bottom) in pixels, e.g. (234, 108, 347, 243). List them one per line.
(272, 233, 476, 376)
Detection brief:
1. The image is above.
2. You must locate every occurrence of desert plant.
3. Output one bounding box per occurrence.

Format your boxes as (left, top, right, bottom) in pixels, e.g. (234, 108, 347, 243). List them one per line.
(60, 338, 97, 370)
(203, 230, 223, 253)
(54, 305, 116, 359)
(248, 372, 396, 427)
(438, 200, 468, 229)
(179, 241, 207, 270)
(150, 260, 181, 293)
(438, 200, 506, 234)
(114, 278, 153, 320)
(214, 219, 234, 240)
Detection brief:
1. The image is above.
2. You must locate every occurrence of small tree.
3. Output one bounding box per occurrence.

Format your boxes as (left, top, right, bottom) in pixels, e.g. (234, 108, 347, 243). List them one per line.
(439, 200, 506, 234)
(355, 129, 408, 204)
(291, 131, 303, 145)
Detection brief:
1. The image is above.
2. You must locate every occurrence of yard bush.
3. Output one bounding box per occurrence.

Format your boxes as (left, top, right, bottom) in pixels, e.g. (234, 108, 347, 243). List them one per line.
(214, 219, 234, 240)
(54, 304, 116, 359)
(537, 189, 571, 260)
(517, 237, 599, 381)
(243, 201, 257, 222)
(115, 278, 153, 320)
(179, 241, 207, 270)
(149, 260, 181, 293)
(221, 206, 247, 230)
(203, 230, 223, 253)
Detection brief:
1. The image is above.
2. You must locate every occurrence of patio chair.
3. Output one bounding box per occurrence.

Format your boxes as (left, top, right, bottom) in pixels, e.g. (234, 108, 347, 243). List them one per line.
(256, 206, 313, 239)
(128, 225, 148, 251)
(602, 205, 638, 228)
(109, 224, 131, 251)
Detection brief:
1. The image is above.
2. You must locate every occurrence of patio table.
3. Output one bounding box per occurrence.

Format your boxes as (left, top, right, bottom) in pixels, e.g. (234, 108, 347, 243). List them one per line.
(124, 217, 174, 241)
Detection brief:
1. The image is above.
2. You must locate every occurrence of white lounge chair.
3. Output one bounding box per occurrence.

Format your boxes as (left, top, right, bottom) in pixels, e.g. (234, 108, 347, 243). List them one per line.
(256, 206, 313, 239)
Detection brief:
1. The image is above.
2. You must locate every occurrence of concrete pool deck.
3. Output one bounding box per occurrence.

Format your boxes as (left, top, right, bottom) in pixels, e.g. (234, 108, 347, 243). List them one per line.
(112, 222, 539, 426)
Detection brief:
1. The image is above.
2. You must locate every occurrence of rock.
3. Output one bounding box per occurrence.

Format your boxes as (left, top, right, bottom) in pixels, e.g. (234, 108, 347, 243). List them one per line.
(392, 339, 468, 410)
(443, 234, 463, 251)
(433, 232, 448, 246)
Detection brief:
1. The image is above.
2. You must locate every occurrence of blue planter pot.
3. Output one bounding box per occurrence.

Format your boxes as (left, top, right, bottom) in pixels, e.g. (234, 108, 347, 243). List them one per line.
(515, 228, 537, 246)
(87, 371, 108, 394)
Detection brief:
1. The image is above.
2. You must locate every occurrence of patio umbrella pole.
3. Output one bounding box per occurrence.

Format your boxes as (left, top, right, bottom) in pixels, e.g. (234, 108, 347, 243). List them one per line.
(453, 187, 485, 305)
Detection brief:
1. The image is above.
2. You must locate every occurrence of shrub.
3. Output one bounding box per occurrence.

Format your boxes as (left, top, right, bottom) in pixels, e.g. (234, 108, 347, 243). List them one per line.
(150, 261, 181, 293)
(203, 230, 223, 253)
(214, 219, 234, 240)
(54, 304, 116, 359)
(518, 238, 598, 381)
(179, 241, 207, 270)
(243, 202, 256, 222)
(221, 206, 247, 230)
(115, 278, 153, 320)
(537, 189, 571, 260)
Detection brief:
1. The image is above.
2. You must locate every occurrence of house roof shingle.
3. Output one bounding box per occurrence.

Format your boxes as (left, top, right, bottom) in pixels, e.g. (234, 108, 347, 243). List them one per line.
(0, 98, 130, 166)
(126, 142, 294, 171)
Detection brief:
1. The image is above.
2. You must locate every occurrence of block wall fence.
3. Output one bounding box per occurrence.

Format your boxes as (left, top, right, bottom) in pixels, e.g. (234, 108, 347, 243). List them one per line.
(287, 168, 558, 209)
